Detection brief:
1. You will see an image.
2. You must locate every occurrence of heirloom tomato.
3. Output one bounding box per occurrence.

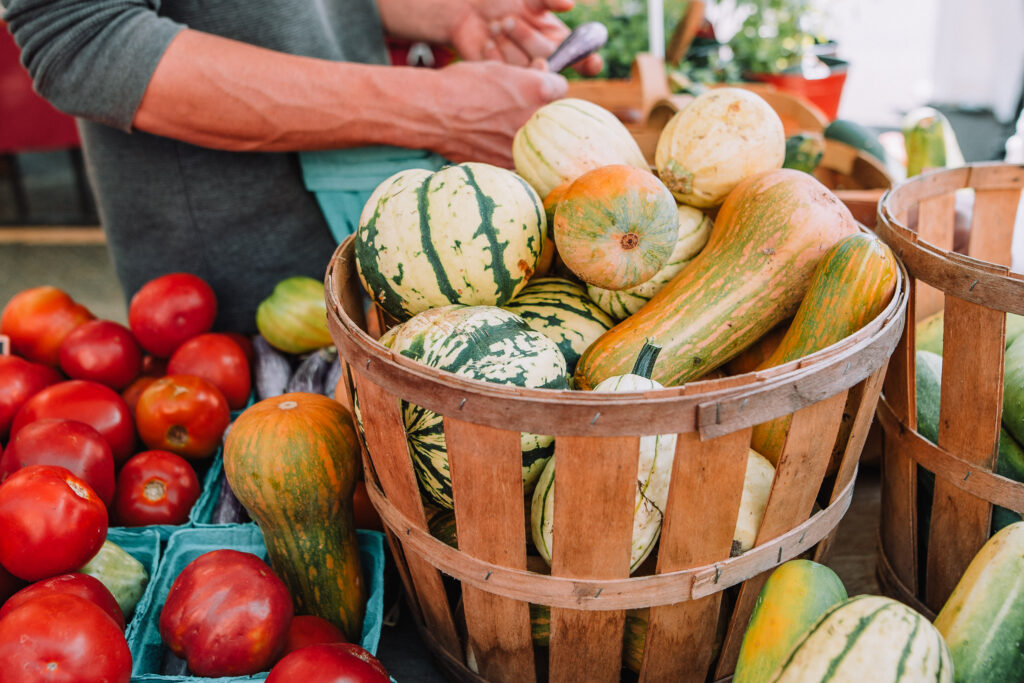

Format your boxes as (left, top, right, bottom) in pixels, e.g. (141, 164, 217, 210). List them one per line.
(283, 615, 347, 655)
(0, 355, 62, 440)
(0, 286, 93, 367)
(135, 375, 230, 459)
(0, 572, 125, 629)
(0, 593, 131, 682)
(10, 380, 136, 464)
(114, 450, 200, 526)
(129, 273, 217, 357)
(168, 333, 252, 410)
(266, 643, 389, 683)
(160, 549, 292, 676)
(59, 319, 142, 390)
(121, 375, 157, 417)
(0, 465, 107, 581)
(1, 418, 116, 507)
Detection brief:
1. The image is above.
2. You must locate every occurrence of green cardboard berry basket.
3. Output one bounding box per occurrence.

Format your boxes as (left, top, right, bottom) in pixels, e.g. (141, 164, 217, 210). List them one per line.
(125, 523, 386, 682)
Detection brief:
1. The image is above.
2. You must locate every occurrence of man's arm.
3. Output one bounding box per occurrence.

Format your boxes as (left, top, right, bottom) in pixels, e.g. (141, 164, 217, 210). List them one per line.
(132, 29, 566, 166)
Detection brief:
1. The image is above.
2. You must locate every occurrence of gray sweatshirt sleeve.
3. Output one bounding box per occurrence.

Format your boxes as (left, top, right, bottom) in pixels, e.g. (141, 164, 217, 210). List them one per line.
(3, 0, 185, 131)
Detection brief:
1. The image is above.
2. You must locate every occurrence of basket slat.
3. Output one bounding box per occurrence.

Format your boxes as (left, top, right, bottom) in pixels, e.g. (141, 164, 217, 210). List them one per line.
(447, 418, 535, 682)
(924, 294, 1006, 610)
(715, 391, 848, 678)
(640, 429, 751, 682)
(815, 366, 888, 561)
(914, 193, 956, 320)
(548, 435, 640, 683)
(968, 188, 1021, 267)
(350, 370, 461, 654)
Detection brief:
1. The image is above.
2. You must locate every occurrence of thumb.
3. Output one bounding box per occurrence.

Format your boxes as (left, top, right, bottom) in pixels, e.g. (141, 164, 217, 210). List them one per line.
(539, 71, 568, 101)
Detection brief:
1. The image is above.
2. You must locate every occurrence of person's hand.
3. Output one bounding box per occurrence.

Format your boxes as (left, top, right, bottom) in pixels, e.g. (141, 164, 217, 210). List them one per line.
(449, 0, 603, 76)
(420, 60, 568, 168)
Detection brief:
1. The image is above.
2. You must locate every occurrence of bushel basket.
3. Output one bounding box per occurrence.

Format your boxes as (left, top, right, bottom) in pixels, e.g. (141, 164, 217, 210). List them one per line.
(325, 235, 907, 682)
(874, 163, 1024, 615)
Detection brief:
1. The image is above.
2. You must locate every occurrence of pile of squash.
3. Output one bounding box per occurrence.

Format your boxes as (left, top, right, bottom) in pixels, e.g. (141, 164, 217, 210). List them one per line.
(352, 88, 900, 669)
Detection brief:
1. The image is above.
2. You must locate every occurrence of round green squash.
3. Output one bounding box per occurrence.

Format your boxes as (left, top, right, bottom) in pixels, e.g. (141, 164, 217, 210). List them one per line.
(355, 163, 545, 320)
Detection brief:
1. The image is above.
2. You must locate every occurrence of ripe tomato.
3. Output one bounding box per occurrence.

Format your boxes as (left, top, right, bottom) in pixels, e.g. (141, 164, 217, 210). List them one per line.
(0, 286, 94, 367)
(0, 563, 27, 606)
(0, 465, 107, 581)
(135, 375, 230, 460)
(0, 355, 62, 441)
(0, 593, 131, 682)
(223, 331, 255, 364)
(168, 333, 252, 410)
(282, 615, 347, 656)
(141, 353, 168, 377)
(266, 643, 389, 683)
(114, 450, 200, 526)
(10, 379, 136, 464)
(129, 273, 217, 357)
(160, 549, 293, 676)
(121, 375, 157, 418)
(0, 572, 125, 629)
(1, 418, 116, 507)
(59, 319, 142, 390)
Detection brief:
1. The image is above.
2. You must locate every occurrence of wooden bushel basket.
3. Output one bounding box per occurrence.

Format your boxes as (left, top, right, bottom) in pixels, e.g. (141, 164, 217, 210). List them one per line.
(325, 236, 908, 682)
(874, 163, 1024, 616)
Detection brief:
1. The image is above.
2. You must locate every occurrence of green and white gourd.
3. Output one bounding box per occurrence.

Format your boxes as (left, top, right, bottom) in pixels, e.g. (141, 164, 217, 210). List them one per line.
(502, 277, 615, 376)
(588, 205, 712, 321)
(355, 162, 546, 320)
(531, 341, 674, 572)
(381, 305, 568, 510)
(512, 98, 650, 199)
(769, 595, 953, 682)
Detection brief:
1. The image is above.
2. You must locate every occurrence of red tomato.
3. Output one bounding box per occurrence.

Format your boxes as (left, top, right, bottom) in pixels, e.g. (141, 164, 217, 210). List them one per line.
(0, 355, 62, 441)
(223, 331, 255, 363)
(0, 572, 125, 629)
(353, 481, 383, 532)
(0, 286, 94, 367)
(283, 615, 347, 656)
(135, 375, 230, 460)
(129, 273, 217, 357)
(140, 354, 168, 377)
(0, 593, 131, 682)
(59, 319, 142, 390)
(168, 333, 252, 410)
(160, 549, 293, 676)
(266, 643, 389, 683)
(121, 375, 157, 418)
(0, 465, 107, 581)
(10, 379, 136, 464)
(1, 418, 116, 507)
(114, 450, 200, 526)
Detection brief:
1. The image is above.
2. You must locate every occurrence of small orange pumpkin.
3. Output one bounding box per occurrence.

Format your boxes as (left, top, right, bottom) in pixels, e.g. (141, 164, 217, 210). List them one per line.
(553, 165, 678, 291)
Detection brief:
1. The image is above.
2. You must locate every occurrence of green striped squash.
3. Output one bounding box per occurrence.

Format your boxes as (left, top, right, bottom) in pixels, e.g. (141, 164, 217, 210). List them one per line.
(934, 522, 1024, 682)
(512, 98, 649, 199)
(751, 232, 898, 464)
(769, 595, 953, 682)
(355, 163, 545, 320)
(734, 560, 848, 683)
(382, 305, 568, 509)
(502, 277, 614, 376)
(914, 310, 1024, 356)
(588, 205, 712, 321)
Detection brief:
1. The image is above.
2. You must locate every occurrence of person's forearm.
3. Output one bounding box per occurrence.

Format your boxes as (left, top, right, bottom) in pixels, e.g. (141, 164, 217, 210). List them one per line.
(133, 29, 448, 153)
(375, 0, 467, 43)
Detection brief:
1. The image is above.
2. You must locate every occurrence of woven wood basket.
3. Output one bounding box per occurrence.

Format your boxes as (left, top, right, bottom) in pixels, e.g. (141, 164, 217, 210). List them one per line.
(325, 234, 908, 682)
(874, 163, 1024, 617)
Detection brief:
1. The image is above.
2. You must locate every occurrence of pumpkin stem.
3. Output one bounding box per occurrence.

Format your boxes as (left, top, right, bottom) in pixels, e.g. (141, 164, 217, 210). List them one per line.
(631, 339, 662, 379)
(620, 232, 640, 250)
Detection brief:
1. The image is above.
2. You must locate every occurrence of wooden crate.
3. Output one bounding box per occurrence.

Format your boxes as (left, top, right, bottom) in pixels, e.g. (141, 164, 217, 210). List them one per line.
(325, 236, 908, 682)
(873, 163, 1024, 616)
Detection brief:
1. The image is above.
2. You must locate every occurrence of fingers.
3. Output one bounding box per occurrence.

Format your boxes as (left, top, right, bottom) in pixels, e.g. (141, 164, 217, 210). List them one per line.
(501, 15, 561, 59)
(573, 53, 603, 77)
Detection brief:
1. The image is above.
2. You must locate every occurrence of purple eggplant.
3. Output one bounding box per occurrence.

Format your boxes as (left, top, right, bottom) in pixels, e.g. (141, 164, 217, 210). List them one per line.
(253, 334, 291, 400)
